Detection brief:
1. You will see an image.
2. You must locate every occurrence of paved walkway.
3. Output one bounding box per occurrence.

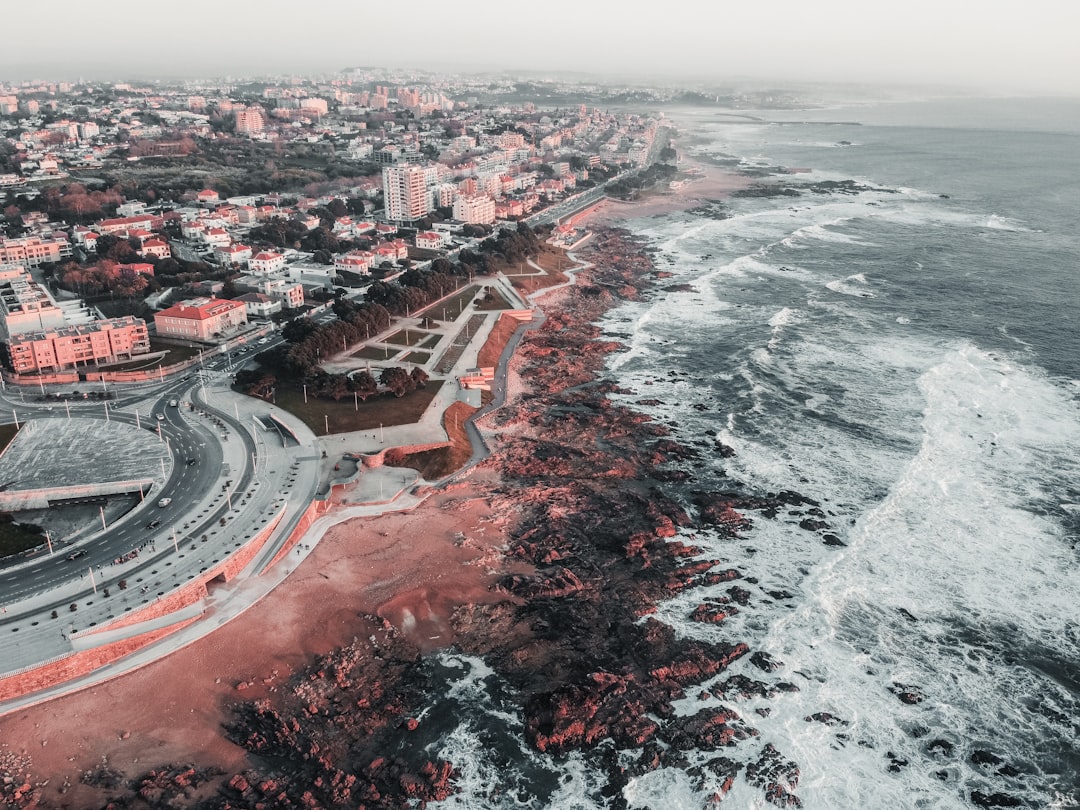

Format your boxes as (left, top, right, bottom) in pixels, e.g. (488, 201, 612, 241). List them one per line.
(0, 254, 588, 713)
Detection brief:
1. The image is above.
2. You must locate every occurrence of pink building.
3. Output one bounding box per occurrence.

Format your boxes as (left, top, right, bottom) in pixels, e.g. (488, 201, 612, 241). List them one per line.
(153, 297, 248, 341)
(0, 235, 70, 267)
(334, 251, 375, 275)
(138, 239, 171, 260)
(7, 316, 150, 373)
(96, 214, 163, 235)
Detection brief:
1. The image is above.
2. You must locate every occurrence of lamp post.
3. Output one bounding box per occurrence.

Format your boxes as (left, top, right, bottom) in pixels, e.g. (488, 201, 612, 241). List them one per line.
(303, 384, 308, 404)
(324, 414, 329, 435)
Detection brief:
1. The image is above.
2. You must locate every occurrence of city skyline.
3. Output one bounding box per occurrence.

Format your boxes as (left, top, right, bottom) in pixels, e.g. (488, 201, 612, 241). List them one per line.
(0, 0, 1078, 96)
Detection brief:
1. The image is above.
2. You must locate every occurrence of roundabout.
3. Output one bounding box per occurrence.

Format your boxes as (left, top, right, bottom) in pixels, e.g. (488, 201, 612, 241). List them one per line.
(0, 372, 324, 704)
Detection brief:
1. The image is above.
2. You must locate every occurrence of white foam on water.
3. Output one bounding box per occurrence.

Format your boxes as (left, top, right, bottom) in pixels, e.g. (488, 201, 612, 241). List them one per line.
(622, 764, 711, 809)
(739, 345, 1080, 808)
(825, 273, 876, 298)
(768, 306, 796, 329)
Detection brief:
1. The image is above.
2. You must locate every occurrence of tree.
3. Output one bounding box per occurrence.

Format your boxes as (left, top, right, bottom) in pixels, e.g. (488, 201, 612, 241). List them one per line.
(281, 318, 319, 344)
(380, 366, 414, 397)
(348, 370, 378, 400)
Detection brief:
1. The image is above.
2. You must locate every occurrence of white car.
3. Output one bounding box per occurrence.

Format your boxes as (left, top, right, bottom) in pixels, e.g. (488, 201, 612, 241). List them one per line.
(157, 497, 172, 508)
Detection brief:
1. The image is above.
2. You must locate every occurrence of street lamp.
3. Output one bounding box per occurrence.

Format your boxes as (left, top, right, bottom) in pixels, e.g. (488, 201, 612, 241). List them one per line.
(324, 414, 329, 434)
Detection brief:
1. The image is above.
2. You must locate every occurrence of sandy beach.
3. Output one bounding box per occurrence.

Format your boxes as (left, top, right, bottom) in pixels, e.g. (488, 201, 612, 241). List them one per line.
(0, 159, 752, 808)
(0, 483, 514, 806)
(582, 158, 752, 224)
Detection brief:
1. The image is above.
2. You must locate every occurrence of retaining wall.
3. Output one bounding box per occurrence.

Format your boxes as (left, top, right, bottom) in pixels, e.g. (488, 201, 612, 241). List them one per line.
(0, 617, 200, 702)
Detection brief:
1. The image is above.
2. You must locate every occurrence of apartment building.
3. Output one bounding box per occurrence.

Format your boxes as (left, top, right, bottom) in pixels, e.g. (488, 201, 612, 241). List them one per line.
(0, 235, 71, 267)
(453, 194, 496, 225)
(7, 316, 150, 374)
(382, 164, 430, 223)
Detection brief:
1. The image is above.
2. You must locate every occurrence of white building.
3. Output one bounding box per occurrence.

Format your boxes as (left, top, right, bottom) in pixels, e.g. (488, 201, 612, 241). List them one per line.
(382, 164, 430, 223)
(453, 194, 496, 226)
(249, 251, 286, 274)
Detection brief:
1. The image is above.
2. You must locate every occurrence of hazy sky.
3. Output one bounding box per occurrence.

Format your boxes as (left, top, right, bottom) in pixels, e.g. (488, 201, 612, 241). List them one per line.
(3, 0, 1077, 95)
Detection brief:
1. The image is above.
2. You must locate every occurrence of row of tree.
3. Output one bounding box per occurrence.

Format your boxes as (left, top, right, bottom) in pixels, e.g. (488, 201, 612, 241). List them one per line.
(235, 364, 428, 402)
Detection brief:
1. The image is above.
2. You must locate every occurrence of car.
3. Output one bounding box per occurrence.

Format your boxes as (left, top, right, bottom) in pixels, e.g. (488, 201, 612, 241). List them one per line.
(146, 519, 161, 530)
(168, 399, 178, 407)
(66, 549, 87, 561)
(186, 458, 197, 466)
(157, 497, 172, 508)
(155, 413, 165, 421)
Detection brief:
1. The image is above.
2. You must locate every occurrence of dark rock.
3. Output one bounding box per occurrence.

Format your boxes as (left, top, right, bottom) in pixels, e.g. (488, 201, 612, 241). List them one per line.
(804, 712, 848, 727)
(750, 651, 784, 673)
(889, 682, 927, 705)
(971, 750, 1002, 767)
(971, 791, 1023, 807)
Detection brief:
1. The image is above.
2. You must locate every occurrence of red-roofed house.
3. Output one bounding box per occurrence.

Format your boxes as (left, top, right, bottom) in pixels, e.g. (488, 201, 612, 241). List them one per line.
(415, 231, 445, 250)
(334, 250, 375, 275)
(97, 214, 163, 235)
(139, 239, 171, 259)
(249, 251, 286, 274)
(202, 227, 230, 248)
(215, 243, 252, 267)
(374, 239, 408, 261)
(153, 297, 248, 341)
(196, 189, 220, 204)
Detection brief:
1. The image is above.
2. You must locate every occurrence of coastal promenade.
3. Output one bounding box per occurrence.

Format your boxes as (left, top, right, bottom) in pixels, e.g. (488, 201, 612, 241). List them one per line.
(0, 260, 555, 713)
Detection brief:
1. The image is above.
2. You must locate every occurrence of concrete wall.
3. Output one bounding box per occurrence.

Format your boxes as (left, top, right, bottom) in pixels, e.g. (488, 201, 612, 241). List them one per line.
(264, 500, 324, 571)
(0, 502, 290, 701)
(0, 617, 200, 702)
(0, 478, 155, 511)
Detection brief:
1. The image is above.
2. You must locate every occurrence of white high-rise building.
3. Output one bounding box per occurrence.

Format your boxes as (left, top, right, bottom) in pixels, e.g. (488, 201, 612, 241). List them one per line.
(382, 164, 430, 223)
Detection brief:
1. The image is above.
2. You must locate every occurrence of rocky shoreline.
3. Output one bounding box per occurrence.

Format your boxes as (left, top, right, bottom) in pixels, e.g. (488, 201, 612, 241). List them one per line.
(16, 227, 817, 809)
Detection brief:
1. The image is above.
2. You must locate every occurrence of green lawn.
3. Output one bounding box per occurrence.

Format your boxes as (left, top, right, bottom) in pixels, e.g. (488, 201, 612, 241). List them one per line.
(268, 381, 444, 434)
(418, 334, 442, 349)
(419, 285, 478, 321)
(400, 351, 431, 365)
(149, 339, 205, 362)
(0, 423, 19, 453)
(384, 329, 432, 347)
(0, 520, 46, 559)
(474, 286, 514, 311)
(352, 345, 399, 361)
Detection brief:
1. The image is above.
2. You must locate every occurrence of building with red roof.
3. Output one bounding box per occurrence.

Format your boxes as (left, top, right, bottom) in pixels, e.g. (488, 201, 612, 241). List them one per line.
(153, 297, 248, 341)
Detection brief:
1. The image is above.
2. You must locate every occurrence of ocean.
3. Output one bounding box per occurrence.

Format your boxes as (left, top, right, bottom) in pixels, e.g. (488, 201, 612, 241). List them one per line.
(433, 97, 1080, 809)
